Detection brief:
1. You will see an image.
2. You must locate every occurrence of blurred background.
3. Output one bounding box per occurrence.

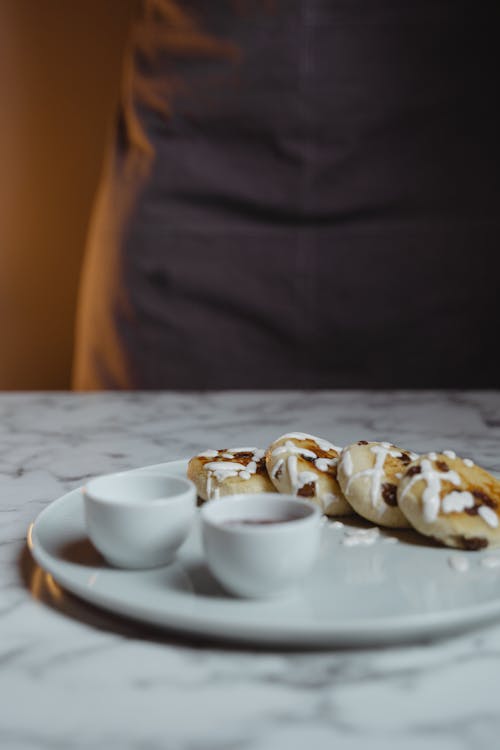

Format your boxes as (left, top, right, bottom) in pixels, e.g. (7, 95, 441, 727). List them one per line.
(0, 1, 132, 389)
(2, 2, 499, 391)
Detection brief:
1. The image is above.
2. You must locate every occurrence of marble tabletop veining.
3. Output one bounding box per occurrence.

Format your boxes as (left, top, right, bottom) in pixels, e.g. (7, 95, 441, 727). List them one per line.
(1, 391, 500, 750)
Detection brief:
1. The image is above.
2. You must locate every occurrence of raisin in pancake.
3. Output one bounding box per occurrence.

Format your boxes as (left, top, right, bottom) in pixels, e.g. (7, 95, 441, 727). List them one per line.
(398, 452, 500, 549)
(265, 432, 351, 516)
(187, 447, 276, 503)
(337, 441, 418, 528)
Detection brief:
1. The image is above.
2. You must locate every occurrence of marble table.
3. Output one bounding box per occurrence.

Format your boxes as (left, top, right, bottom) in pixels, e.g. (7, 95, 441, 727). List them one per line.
(1, 391, 500, 750)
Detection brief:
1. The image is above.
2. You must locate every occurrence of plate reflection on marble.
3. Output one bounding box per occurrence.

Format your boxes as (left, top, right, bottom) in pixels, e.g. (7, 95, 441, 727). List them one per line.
(28, 460, 500, 647)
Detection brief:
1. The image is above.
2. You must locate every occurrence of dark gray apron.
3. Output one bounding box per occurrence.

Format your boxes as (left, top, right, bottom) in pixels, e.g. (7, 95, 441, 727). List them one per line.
(74, 1, 500, 389)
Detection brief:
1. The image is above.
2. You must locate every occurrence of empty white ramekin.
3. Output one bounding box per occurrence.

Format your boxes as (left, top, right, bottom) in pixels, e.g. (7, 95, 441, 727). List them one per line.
(84, 471, 196, 569)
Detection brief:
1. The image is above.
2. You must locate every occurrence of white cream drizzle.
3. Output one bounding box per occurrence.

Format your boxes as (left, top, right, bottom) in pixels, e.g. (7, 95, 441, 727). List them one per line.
(286, 455, 318, 495)
(270, 458, 284, 480)
(448, 555, 470, 573)
(443, 450, 457, 459)
(270, 435, 341, 505)
(464, 459, 474, 467)
(204, 461, 247, 481)
(400, 456, 499, 528)
(315, 457, 338, 473)
(399, 458, 461, 523)
(340, 450, 353, 478)
(272, 441, 317, 460)
(279, 432, 342, 453)
(203, 448, 264, 500)
(208, 480, 219, 500)
(341, 527, 380, 546)
(344, 443, 402, 509)
(478, 505, 499, 528)
(441, 491, 475, 514)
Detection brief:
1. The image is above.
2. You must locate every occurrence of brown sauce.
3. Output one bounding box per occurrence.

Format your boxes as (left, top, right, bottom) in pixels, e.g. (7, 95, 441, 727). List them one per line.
(223, 515, 304, 526)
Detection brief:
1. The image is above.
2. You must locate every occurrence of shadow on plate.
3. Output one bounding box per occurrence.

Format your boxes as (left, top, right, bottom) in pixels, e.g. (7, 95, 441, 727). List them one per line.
(55, 536, 107, 566)
(166, 559, 229, 600)
(339, 515, 441, 548)
(20, 545, 249, 649)
(37, 533, 228, 600)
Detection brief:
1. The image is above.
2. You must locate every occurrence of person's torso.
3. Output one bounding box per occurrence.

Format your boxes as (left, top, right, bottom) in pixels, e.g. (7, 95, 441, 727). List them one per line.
(129, 0, 499, 232)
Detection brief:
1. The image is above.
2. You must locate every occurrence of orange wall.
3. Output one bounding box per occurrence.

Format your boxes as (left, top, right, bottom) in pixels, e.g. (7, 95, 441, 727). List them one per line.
(0, 1, 133, 389)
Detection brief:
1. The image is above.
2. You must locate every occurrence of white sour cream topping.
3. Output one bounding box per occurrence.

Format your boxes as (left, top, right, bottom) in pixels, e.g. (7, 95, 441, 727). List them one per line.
(342, 527, 380, 546)
(399, 458, 461, 523)
(203, 448, 264, 499)
(448, 555, 469, 573)
(315, 457, 338, 473)
(443, 450, 457, 459)
(478, 505, 499, 528)
(270, 436, 342, 507)
(441, 491, 474, 514)
(270, 458, 284, 480)
(400, 456, 498, 528)
(279, 433, 342, 453)
(340, 450, 353, 478)
(464, 459, 474, 467)
(286, 455, 318, 494)
(344, 443, 401, 509)
(272, 440, 317, 460)
(204, 461, 247, 480)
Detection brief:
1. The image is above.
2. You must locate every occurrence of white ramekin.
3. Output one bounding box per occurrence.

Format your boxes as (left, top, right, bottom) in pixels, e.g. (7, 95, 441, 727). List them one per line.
(201, 493, 322, 598)
(84, 471, 196, 569)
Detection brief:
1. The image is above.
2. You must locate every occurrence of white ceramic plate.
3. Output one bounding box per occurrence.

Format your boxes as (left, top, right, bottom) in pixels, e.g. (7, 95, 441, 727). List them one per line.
(28, 461, 500, 647)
